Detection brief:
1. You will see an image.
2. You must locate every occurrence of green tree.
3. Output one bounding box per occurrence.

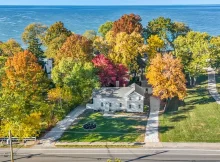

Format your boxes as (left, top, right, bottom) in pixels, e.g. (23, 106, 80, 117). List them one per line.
(93, 36, 110, 55)
(22, 23, 47, 58)
(98, 21, 113, 37)
(209, 36, 220, 69)
(146, 17, 190, 49)
(44, 34, 67, 59)
(42, 22, 72, 59)
(0, 39, 23, 57)
(83, 30, 97, 41)
(42, 21, 72, 46)
(52, 57, 100, 104)
(174, 31, 210, 86)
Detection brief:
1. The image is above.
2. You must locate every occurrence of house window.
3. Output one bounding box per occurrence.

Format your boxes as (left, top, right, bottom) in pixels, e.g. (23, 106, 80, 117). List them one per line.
(129, 97, 131, 100)
(120, 103, 122, 107)
(101, 102, 103, 107)
(109, 103, 112, 107)
(129, 105, 131, 109)
(139, 105, 141, 109)
(139, 97, 141, 100)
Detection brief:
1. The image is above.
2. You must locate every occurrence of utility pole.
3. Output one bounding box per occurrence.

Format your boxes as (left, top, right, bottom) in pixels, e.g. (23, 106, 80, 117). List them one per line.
(9, 130, 14, 162)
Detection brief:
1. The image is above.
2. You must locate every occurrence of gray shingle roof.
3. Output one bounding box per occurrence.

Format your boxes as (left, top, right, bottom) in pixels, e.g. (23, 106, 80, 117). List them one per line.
(93, 83, 145, 98)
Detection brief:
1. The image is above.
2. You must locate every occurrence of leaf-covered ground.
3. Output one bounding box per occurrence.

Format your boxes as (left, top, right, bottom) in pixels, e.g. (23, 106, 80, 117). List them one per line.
(59, 110, 147, 142)
(159, 75, 220, 142)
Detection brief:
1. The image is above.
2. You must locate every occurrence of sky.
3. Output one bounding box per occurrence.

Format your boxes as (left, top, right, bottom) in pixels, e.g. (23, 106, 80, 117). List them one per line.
(0, 0, 220, 5)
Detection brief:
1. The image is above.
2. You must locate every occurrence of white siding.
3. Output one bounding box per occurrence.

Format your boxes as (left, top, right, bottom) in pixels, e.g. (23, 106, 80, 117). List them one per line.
(88, 91, 144, 113)
(43, 58, 53, 79)
(93, 97, 126, 112)
(126, 92, 144, 112)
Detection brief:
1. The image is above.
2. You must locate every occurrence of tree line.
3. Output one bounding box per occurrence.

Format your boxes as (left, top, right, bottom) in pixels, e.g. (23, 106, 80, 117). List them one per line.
(0, 13, 220, 138)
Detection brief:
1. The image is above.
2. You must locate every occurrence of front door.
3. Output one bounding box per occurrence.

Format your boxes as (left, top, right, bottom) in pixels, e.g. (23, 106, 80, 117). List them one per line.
(105, 102, 110, 111)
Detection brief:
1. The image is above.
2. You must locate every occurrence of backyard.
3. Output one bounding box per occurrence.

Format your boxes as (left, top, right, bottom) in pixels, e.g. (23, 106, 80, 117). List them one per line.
(159, 75, 220, 142)
(59, 110, 147, 142)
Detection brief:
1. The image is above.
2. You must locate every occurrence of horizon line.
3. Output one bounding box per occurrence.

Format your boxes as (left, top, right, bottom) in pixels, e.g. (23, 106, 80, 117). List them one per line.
(0, 4, 220, 6)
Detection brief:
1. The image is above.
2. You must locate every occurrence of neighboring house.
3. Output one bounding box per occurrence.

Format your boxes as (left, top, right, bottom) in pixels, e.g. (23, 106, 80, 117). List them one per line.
(87, 83, 151, 113)
(42, 58, 53, 78)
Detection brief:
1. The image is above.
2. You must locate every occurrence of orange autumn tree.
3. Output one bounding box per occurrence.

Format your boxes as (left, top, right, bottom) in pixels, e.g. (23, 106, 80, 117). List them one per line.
(146, 53, 186, 111)
(112, 13, 143, 35)
(2, 50, 48, 94)
(55, 34, 93, 63)
(0, 50, 49, 137)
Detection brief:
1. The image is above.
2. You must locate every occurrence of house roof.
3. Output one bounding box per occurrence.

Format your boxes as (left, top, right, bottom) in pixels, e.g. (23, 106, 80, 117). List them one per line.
(93, 83, 145, 98)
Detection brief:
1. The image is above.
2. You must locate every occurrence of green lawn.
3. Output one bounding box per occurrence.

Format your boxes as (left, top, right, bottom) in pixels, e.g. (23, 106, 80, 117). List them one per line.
(159, 75, 220, 142)
(59, 110, 147, 142)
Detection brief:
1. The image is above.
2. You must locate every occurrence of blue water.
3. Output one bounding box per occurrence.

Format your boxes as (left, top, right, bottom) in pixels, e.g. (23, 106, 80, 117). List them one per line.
(0, 5, 220, 44)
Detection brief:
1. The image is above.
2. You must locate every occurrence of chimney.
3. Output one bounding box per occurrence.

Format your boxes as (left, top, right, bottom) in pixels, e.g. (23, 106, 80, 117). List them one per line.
(116, 81, 119, 87)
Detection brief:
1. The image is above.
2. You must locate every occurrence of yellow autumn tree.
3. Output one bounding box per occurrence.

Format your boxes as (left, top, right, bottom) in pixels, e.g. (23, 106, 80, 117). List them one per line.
(107, 31, 147, 74)
(146, 35, 165, 59)
(0, 50, 49, 138)
(46, 87, 74, 126)
(0, 113, 42, 138)
(146, 53, 186, 101)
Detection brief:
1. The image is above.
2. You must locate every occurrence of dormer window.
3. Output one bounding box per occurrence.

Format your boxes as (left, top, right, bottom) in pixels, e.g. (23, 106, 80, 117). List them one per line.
(139, 97, 141, 100)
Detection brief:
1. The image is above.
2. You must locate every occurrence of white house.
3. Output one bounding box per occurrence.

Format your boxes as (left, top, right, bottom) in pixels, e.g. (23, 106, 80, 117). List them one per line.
(86, 83, 147, 113)
(42, 58, 53, 79)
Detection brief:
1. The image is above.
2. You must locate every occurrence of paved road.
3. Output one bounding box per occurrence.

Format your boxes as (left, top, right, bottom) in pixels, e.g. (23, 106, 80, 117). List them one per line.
(0, 148, 220, 162)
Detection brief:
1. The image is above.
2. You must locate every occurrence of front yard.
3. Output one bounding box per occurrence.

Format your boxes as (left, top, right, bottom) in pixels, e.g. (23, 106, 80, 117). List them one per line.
(159, 75, 220, 142)
(59, 110, 147, 142)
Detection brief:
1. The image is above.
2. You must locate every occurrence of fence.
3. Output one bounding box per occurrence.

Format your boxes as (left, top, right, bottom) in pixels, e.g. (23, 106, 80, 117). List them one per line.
(0, 137, 36, 142)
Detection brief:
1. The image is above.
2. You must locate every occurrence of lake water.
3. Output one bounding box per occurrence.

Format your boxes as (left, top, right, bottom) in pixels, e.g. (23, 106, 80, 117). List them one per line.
(0, 5, 220, 44)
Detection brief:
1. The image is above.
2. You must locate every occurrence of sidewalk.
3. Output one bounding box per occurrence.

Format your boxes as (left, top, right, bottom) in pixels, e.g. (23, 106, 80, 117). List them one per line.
(41, 105, 86, 142)
(207, 67, 220, 104)
(144, 96, 160, 143)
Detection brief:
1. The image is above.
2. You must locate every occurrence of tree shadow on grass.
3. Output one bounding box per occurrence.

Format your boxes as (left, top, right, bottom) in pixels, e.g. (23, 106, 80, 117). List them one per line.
(158, 126, 174, 134)
(60, 111, 147, 142)
(170, 115, 187, 122)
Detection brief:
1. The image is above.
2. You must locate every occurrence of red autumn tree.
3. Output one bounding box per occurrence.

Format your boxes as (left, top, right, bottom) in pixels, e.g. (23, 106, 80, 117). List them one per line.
(92, 54, 129, 87)
(112, 13, 143, 35)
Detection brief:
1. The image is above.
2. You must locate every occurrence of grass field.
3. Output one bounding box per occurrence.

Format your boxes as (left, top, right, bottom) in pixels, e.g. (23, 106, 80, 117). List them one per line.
(59, 110, 147, 142)
(159, 75, 220, 142)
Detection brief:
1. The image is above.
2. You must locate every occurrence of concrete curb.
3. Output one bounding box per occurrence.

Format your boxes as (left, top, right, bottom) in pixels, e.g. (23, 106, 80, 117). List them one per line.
(55, 142, 145, 146)
(144, 142, 220, 149)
